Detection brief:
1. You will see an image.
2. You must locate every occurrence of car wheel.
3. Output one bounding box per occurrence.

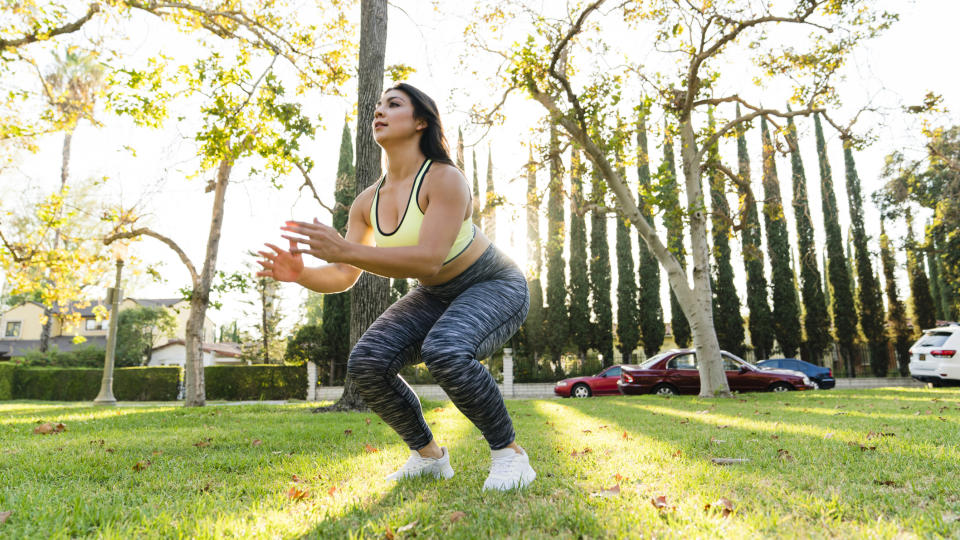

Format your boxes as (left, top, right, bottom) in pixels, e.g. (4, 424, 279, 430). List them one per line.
(651, 384, 678, 396)
(769, 382, 792, 392)
(572, 383, 592, 398)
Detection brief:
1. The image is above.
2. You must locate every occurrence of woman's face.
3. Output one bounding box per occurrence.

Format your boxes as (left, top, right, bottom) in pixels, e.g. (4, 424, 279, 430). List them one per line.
(373, 89, 425, 144)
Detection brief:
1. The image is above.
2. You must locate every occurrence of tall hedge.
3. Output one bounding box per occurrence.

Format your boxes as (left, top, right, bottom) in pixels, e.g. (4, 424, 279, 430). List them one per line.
(568, 149, 592, 363)
(0, 363, 15, 400)
(636, 107, 665, 356)
(12, 366, 180, 401)
(204, 365, 306, 400)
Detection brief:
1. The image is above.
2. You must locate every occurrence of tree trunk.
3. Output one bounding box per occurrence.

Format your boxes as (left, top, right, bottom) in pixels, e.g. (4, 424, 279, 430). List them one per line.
(183, 156, 232, 406)
(261, 279, 269, 363)
(679, 120, 730, 398)
(319, 0, 387, 413)
(40, 130, 74, 353)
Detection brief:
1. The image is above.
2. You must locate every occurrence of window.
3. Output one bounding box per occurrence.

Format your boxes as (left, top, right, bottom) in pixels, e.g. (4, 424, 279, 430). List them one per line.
(85, 318, 108, 331)
(667, 353, 697, 370)
(918, 332, 952, 348)
(4, 321, 21, 338)
(722, 356, 741, 371)
(605, 366, 622, 378)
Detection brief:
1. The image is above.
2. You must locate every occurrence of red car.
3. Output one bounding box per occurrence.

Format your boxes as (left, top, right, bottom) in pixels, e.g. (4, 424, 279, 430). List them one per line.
(554, 365, 624, 397)
(618, 350, 813, 396)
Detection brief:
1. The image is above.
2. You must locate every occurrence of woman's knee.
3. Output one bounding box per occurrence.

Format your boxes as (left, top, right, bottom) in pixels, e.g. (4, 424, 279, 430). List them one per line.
(346, 344, 384, 385)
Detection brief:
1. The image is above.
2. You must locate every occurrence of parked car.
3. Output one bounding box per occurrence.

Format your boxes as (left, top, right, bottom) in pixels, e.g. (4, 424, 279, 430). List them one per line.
(618, 350, 813, 395)
(909, 324, 960, 387)
(554, 365, 624, 397)
(756, 358, 835, 389)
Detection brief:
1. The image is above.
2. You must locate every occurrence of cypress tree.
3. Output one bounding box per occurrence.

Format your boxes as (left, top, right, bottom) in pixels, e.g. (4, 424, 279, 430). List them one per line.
(662, 126, 691, 348)
(843, 145, 888, 376)
(544, 127, 569, 373)
(456, 127, 465, 171)
(814, 113, 858, 376)
(880, 219, 912, 376)
(389, 278, 409, 303)
(590, 167, 614, 366)
(925, 233, 945, 321)
(518, 147, 544, 375)
(636, 107, 665, 357)
(787, 113, 831, 364)
(931, 230, 958, 320)
(615, 158, 640, 363)
(759, 117, 800, 357)
(484, 146, 497, 243)
(906, 212, 937, 334)
(471, 149, 481, 227)
(736, 107, 773, 360)
(568, 149, 592, 365)
(321, 120, 354, 384)
(707, 110, 745, 357)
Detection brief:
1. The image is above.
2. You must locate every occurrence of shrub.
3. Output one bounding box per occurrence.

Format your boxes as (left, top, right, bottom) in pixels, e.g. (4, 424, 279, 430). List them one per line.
(0, 363, 15, 400)
(20, 346, 106, 368)
(12, 366, 180, 401)
(204, 365, 306, 400)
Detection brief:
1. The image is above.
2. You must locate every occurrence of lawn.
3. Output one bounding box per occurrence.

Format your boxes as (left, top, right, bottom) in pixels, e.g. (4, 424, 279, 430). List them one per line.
(1, 388, 959, 539)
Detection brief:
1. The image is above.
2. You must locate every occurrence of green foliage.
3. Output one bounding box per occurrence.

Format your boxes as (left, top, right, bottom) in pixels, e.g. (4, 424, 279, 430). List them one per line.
(11, 366, 179, 400)
(707, 112, 745, 358)
(736, 109, 772, 359)
(906, 216, 937, 333)
(615, 212, 640, 362)
(284, 324, 324, 369)
(568, 150, 591, 359)
(390, 278, 409, 304)
(660, 130, 690, 348)
(880, 221, 912, 376)
(516, 151, 543, 372)
(116, 306, 176, 367)
(544, 127, 568, 371)
(760, 118, 801, 358)
(814, 114, 858, 371)
(0, 363, 14, 400)
(635, 109, 664, 357)
(927, 245, 945, 321)
(843, 146, 888, 376)
(204, 365, 306, 401)
(590, 169, 614, 365)
(20, 345, 106, 368)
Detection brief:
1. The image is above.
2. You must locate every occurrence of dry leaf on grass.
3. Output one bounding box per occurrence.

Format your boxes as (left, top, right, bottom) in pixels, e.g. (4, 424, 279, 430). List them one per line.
(847, 442, 876, 451)
(0, 510, 10, 524)
(287, 486, 309, 501)
(90, 439, 104, 446)
(704, 497, 735, 517)
(582, 429, 592, 434)
(873, 479, 899, 487)
(622, 431, 632, 440)
(343, 429, 353, 436)
(291, 474, 303, 483)
(613, 473, 625, 482)
(711, 458, 749, 465)
(33, 422, 66, 435)
(397, 520, 419, 533)
(364, 444, 379, 453)
(651, 495, 675, 512)
(590, 484, 621, 498)
(678, 419, 690, 425)
(152, 450, 163, 456)
(365, 418, 372, 425)
(328, 486, 337, 496)
(385, 524, 395, 540)
(449, 511, 467, 523)
(433, 407, 444, 412)
(132, 460, 151, 472)
(777, 449, 794, 461)
(251, 439, 262, 446)
(866, 431, 895, 439)
(570, 447, 592, 457)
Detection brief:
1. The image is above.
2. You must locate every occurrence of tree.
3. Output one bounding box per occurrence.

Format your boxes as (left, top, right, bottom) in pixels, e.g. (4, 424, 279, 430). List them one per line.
(472, 0, 892, 396)
(787, 114, 832, 363)
(615, 158, 640, 362)
(736, 109, 773, 360)
(906, 213, 937, 334)
(568, 149, 592, 365)
(843, 145, 888, 376)
(472, 149, 482, 227)
(590, 167, 614, 367)
(661, 128, 691, 348)
(814, 114, 858, 376)
(707, 112, 745, 358)
(456, 127, 465, 170)
(390, 278, 409, 303)
(518, 147, 545, 374)
(544, 126, 569, 372)
(926, 237, 945, 322)
(286, 324, 327, 379)
(115, 306, 176, 367)
(879, 219, 912, 376)
(636, 106, 665, 357)
(760, 117, 801, 358)
(246, 274, 284, 364)
(484, 146, 498, 242)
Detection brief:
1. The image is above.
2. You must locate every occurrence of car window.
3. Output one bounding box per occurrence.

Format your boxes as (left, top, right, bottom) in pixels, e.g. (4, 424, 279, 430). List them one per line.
(722, 356, 741, 371)
(781, 359, 798, 370)
(606, 366, 622, 378)
(757, 359, 777, 368)
(917, 331, 953, 348)
(667, 353, 697, 370)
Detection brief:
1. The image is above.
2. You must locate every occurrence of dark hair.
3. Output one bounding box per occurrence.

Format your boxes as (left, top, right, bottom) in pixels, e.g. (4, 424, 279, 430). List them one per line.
(386, 82, 455, 167)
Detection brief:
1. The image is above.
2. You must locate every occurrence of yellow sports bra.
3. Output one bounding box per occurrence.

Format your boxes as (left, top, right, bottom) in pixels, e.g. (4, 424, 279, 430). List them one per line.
(371, 159, 476, 264)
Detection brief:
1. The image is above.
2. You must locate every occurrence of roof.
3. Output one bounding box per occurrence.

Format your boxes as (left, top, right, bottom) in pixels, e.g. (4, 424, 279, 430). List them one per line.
(0, 336, 108, 358)
(153, 339, 242, 358)
(4, 298, 184, 318)
(128, 298, 184, 308)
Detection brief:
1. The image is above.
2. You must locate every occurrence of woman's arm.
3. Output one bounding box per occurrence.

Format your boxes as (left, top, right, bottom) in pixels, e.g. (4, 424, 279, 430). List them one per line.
(282, 165, 469, 281)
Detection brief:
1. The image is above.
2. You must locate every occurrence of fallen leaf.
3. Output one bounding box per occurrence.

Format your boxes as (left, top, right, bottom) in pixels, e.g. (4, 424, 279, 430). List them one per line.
(328, 486, 337, 496)
(291, 474, 303, 483)
(570, 447, 592, 457)
(590, 484, 621, 498)
(251, 439, 263, 446)
(716, 425, 730, 429)
(106, 448, 115, 453)
(582, 429, 592, 434)
(711, 458, 750, 465)
(873, 479, 898, 487)
(287, 486, 309, 501)
(770, 435, 779, 440)
(777, 449, 794, 462)
(90, 439, 105, 446)
(194, 441, 210, 448)
(133, 460, 151, 472)
(343, 430, 353, 436)
(152, 450, 163, 456)
(433, 407, 444, 412)
(385, 524, 395, 540)
(199, 482, 213, 493)
(678, 419, 690, 425)
(672, 449, 683, 458)
(705, 497, 735, 517)
(364, 444, 379, 453)
(866, 431, 895, 440)
(449, 511, 467, 523)
(651, 495, 674, 511)
(0, 511, 10, 524)
(365, 418, 372, 425)
(33, 422, 66, 435)
(613, 473, 625, 482)
(938, 417, 947, 422)
(622, 431, 631, 440)
(397, 520, 419, 533)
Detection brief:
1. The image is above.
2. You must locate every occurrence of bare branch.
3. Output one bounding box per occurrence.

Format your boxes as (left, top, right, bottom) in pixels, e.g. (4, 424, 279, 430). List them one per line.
(104, 228, 199, 288)
(293, 162, 337, 215)
(0, 3, 101, 50)
(0, 227, 34, 263)
(699, 103, 824, 161)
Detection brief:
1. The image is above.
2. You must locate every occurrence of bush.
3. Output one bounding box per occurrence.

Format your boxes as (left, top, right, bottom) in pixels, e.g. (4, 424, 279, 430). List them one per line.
(20, 346, 106, 368)
(0, 363, 15, 400)
(12, 366, 181, 401)
(204, 365, 306, 400)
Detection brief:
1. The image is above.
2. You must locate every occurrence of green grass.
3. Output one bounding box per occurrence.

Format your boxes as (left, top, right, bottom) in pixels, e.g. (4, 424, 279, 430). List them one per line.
(1, 388, 959, 539)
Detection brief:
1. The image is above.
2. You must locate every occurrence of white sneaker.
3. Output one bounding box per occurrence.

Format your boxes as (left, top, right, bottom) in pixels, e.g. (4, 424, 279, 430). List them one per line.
(385, 447, 455, 481)
(483, 447, 536, 491)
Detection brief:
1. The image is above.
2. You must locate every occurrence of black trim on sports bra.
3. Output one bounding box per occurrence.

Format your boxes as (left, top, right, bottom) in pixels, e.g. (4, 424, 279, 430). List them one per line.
(414, 160, 434, 214)
(375, 158, 429, 237)
(442, 224, 477, 265)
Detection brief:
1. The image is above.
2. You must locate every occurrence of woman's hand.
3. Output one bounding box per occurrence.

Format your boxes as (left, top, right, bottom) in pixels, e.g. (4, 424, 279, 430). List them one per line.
(281, 218, 349, 263)
(256, 239, 304, 282)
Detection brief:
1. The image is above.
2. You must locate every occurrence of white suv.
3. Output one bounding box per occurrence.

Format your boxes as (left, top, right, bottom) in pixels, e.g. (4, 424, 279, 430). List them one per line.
(909, 325, 960, 387)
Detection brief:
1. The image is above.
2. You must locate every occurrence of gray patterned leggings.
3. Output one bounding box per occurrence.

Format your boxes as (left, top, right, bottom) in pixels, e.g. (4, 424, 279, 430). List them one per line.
(347, 245, 529, 451)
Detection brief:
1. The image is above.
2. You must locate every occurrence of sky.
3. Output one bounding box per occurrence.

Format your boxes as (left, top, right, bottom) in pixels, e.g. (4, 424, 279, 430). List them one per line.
(2, 0, 957, 339)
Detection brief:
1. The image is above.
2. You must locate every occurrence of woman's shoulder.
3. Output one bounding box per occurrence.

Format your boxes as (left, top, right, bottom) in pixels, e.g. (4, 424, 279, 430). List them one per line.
(423, 161, 468, 192)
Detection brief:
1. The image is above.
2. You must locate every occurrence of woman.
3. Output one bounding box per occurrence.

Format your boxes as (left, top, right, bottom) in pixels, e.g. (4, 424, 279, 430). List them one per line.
(256, 83, 534, 491)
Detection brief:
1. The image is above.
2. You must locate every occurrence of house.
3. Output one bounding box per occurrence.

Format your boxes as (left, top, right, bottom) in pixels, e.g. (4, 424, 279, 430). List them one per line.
(148, 338, 244, 367)
(0, 298, 216, 361)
